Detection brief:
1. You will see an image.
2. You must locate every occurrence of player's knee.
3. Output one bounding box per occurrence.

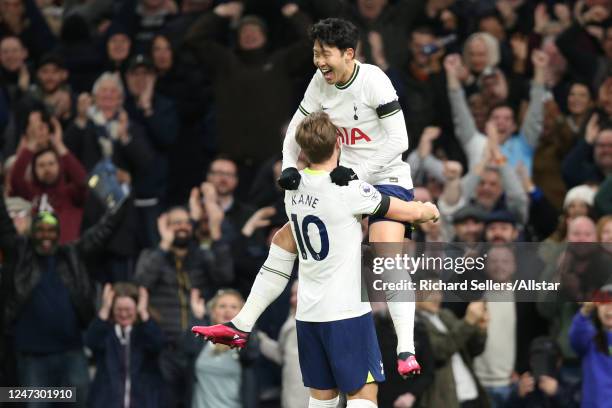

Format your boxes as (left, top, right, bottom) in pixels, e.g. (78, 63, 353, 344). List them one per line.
(272, 223, 297, 253)
(347, 383, 378, 406)
(346, 399, 377, 408)
(308, 395, 339, 408)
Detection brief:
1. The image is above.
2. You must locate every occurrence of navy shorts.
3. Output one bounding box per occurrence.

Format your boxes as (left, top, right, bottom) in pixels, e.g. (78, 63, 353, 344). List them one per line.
(296, 312, 385, 393)
(369, 184, 414, 236)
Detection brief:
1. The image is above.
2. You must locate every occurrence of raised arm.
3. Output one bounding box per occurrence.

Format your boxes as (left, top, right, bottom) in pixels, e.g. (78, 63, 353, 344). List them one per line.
(520, 50, 548, 148)
(281, 72, 321, 171)
(444, 54, 486, 168)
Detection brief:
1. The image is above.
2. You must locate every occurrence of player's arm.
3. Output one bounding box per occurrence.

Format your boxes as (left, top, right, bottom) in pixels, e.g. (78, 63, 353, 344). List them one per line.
(384, 197, 439, 224)
(355, 68, 409, 181)
(279, 72, 322, 189)
(343, 181, 438, 223)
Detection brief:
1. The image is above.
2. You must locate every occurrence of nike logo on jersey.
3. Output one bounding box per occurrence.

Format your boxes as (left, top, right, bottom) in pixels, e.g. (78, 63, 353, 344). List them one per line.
(322, 106, 329, 110)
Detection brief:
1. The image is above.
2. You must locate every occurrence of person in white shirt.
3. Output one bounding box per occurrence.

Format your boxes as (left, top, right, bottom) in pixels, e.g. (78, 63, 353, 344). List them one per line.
(194, 112, 438, 408)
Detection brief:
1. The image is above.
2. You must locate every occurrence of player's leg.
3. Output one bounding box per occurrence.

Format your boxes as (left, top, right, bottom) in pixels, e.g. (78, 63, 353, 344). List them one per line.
(309, 389, 340, 407)
(369, 184, 419, 376)
(346, 383, 378, 407)
(232, 223, 297, 330)
(297, 320, 340, 407)
(192, 223, 297, 346)
(321, 312, 385, 407)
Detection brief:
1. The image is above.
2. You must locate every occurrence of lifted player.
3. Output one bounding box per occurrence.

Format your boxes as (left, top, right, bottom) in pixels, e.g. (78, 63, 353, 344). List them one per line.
(195, 16, 421, 382)
(194, 112, 438, 408)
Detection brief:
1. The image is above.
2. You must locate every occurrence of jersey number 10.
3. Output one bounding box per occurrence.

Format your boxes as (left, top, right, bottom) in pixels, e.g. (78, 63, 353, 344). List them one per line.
(290, 214, 329, 261)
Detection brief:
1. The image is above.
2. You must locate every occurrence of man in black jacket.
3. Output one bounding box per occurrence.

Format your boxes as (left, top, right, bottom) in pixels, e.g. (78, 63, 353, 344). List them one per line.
(0, 189, 127, 407)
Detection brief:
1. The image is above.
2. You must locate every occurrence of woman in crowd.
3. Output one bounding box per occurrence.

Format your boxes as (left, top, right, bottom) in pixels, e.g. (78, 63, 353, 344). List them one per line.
(185, 289, 259, 408)
(569, 290, 612, 408)
(86, 282, 164, 408)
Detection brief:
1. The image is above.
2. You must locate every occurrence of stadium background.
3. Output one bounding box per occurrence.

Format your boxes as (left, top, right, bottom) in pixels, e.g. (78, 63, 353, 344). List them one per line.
(0, 0, 611, 406)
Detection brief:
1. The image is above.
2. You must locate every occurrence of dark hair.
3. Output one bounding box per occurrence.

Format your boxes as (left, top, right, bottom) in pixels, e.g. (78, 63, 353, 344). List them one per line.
(487, 102, 517, 122)
(411, 26, 435, 38)
(477, 10, 504, 27)
(110, 282, 160, 324)
(569, 80, 595, 100)
(310, 18, 359, 52)
(206, 155, 238, 177)
(16, 98, 52, 138)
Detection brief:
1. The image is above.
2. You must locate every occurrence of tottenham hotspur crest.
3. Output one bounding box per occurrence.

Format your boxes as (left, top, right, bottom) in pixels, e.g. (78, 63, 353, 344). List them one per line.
(353, 102, 358, 120)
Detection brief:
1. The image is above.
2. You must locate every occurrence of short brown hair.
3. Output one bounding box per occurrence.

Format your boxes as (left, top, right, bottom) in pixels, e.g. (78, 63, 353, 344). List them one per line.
(295, 112, 338, 164)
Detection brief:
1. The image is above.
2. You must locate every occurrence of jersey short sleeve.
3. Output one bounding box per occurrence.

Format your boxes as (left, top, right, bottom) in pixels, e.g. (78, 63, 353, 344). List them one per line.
(364, 66, 402, 119)
(298, 71, 322, 116)
(341, 180, 383, 216)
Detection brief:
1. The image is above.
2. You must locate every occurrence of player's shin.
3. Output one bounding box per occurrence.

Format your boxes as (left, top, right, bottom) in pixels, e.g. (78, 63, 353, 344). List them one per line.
(231, 243, 296, 332)
(387, 300, 416, 355)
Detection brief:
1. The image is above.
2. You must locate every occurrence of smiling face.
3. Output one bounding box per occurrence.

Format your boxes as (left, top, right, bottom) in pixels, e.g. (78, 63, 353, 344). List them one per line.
(33, 221, 59, 255)
(313, 40, 354, 85)
(37, 63, 67, 94)
(410, 31, 435, 68)
(167, 208, 192, 247)
(489, 106, 516, 142)
(597, 302, 612, 330)
(113, 296, 137, 328)
(94, 78, 123, 113)
(476, 169, 503, 209)
(107, 33, 131, 64)
(567, 216, 597, 243)
(0, 36, 27, 72)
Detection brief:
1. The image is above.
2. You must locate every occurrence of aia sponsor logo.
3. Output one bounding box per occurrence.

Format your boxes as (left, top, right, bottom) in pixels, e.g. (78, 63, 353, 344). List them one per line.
(336, 127, 371, 145)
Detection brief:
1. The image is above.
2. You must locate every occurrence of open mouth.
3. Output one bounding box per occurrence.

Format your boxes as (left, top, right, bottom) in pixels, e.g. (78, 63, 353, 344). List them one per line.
(320, 67, 334, 81)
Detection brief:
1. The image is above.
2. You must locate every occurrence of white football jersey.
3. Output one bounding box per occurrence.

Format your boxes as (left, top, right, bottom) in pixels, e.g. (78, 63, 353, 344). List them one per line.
(289, 61, 413, 189)
(284, 169, 383, 322)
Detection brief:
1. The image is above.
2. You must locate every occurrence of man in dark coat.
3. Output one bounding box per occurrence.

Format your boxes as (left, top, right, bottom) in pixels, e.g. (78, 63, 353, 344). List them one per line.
(0, 187, 128, 407)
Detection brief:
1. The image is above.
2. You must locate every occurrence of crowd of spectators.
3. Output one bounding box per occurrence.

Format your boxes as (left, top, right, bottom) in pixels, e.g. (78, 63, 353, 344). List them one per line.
(1, 0, 612, 407)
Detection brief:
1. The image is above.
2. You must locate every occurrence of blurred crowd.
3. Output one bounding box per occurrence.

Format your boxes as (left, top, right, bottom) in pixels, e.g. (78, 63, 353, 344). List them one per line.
(0, 0, 612, 407)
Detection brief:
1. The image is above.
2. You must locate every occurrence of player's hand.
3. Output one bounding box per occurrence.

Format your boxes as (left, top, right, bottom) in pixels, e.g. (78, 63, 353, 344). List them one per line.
(278, 167, 301, 190)
(330, 165, 358, 186)
(419, 202, 439, 223)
